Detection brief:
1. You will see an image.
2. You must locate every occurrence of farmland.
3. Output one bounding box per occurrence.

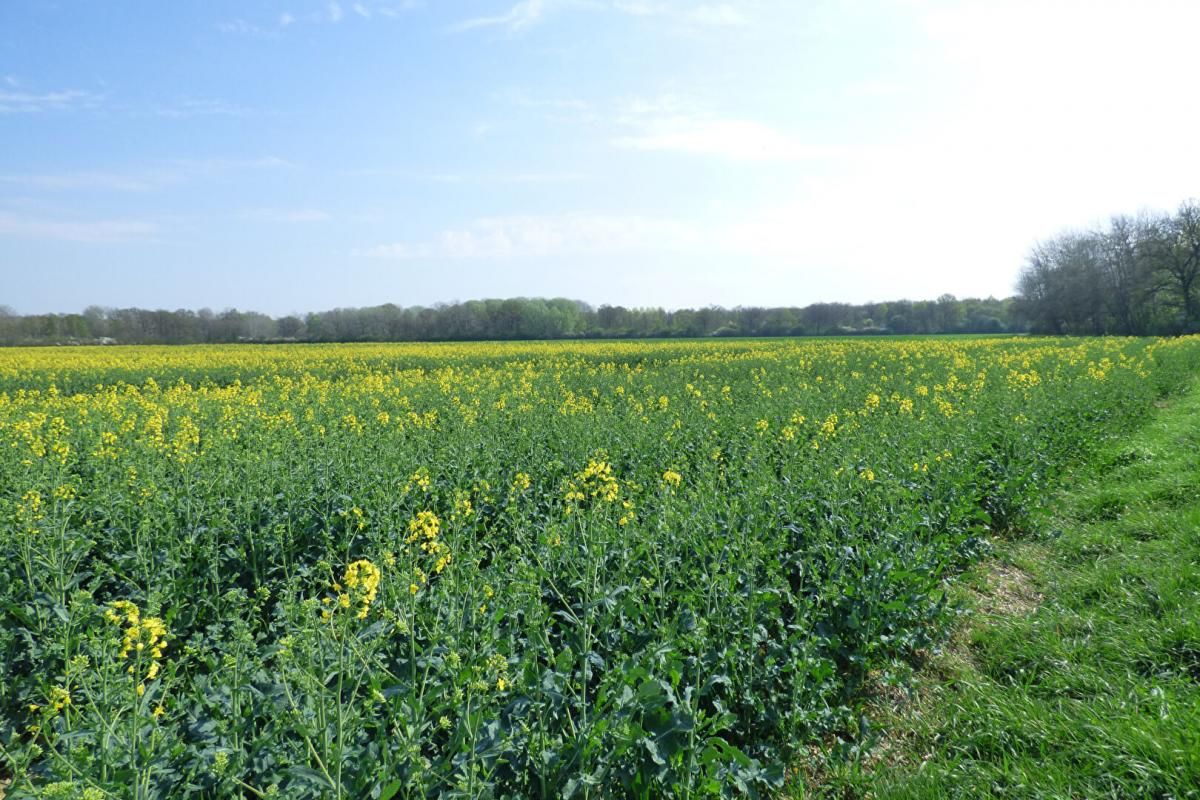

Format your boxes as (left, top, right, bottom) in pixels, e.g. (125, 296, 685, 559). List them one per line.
(2, 337, 1199, 799)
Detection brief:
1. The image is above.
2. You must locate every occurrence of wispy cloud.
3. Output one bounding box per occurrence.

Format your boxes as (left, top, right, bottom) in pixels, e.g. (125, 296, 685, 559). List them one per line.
(608, 93, 832, 161)
(336, 166, 588, 183)
(1, 81, 246, 119)
(355, 197, 897, 264)
(612, 1, 748, 26)
(0, 157, 292, 194)
(450, 0, 548, 32)
(241, 208, 333, 223)
(264, 1, 417, 30)
(493, 88, 817, 162)
(166, 156, 294, 172)
(356, 213, 703, 259)
(614, 117, 833, 161)
(0, 88, 102, 114)
(427, 171, 590, 184)
(149, 98, 251, 119)
(687, 4, 747, 27)
(610, 1, 666, 16)
(494, 87, 592, 112)
(216, 19, 275, 36)
(377, 1, 423, 18)
(0, 211, 157, 243)
(452, 0, 750, 33)
(0, 172, 157, 192)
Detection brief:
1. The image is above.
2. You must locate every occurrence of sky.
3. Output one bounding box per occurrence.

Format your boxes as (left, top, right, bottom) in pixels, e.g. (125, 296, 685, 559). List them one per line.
(3, 0, 1200, 316)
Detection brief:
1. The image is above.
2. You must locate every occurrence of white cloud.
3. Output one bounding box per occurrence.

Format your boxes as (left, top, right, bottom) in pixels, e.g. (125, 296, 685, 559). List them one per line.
(453, 0, 750, 33)
(242, 208, 333, 223)
(151, 98, 248, 118)
(0, 88, 101, 114)
(374, 2, 423, 18)
(0, 157, 292, 195)
(451, 0, 547, 32)
(166, 156, 293, 172)
(497, 171, 591, 183)
(495, 87, 592, 112)
(0, 212, 157, 243)
(614, 116, 834, 161)
(687, 4, 747, 26)
(426, 171, 590, 184)
(356, 214, 704, 259)
(0, 172, 157, 192)
(335, 167, 589, 183)
(610, 1, 668, 15)
(272, 2, 415, 28)
(217, 19, 268, 35)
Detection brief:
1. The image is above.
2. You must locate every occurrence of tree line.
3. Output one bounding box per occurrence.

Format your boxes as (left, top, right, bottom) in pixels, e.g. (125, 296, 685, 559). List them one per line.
(0, 295, 1018, 346)
(1016, 200, 1200, 335)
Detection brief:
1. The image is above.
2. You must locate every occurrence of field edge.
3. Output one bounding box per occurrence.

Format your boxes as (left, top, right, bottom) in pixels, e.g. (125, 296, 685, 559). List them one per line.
(794, 375, 1200, 798)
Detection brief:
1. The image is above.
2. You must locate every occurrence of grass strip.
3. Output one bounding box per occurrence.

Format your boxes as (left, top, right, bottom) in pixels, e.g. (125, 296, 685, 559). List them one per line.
(804, 379, 1200, 799)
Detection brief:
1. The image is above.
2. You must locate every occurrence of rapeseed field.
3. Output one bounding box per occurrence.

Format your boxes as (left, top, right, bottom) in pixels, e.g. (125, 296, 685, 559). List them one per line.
(2, 337, 1198, 798)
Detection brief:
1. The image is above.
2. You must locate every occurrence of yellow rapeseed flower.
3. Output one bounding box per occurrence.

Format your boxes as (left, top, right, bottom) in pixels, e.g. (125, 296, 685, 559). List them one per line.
(342, 558, 382, 619)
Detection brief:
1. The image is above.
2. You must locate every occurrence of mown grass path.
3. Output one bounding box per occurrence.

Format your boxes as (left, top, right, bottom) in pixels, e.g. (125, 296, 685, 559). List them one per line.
(816, 379, 1200, 798)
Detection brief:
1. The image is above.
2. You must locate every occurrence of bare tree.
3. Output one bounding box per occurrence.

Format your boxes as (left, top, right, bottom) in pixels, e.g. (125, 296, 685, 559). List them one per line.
(1099, 215, 1150, 334)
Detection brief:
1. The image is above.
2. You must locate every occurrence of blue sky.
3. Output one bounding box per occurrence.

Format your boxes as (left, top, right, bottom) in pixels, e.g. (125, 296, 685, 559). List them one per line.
(3, 0, 1199, 316)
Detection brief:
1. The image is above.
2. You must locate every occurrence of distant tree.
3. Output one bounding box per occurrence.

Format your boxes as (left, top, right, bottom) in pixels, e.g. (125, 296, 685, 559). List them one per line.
(935, 294, 964, 333)
(277, 315, 305, 339)
(1017, 233, 1111, 333)
(669, 309, 703, 337)
(1153, 201, 1200, 329)
(734, 306, 767, 336)
(596, 305, 629, 335)
(0, 295, 1028, 345)
(1013, 200, 1200, 335)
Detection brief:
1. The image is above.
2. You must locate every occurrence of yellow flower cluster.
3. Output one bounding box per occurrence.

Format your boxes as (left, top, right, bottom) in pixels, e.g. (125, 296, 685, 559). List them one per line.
(564, 458, 620, 506)
(407, 511, 451, 578)
(340, 505, 366, 531)
(407, 510, 441, 547)
(342, 559, 381, 619)
(15, 489, 44, 534)
(487, 652, 510, 692)
(819, 413, 838, 438)
(171, 415, 201, 464)
(49, 686, 72, 713)
(105, 600, 168, 694)
(407, 468, 432, 493)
